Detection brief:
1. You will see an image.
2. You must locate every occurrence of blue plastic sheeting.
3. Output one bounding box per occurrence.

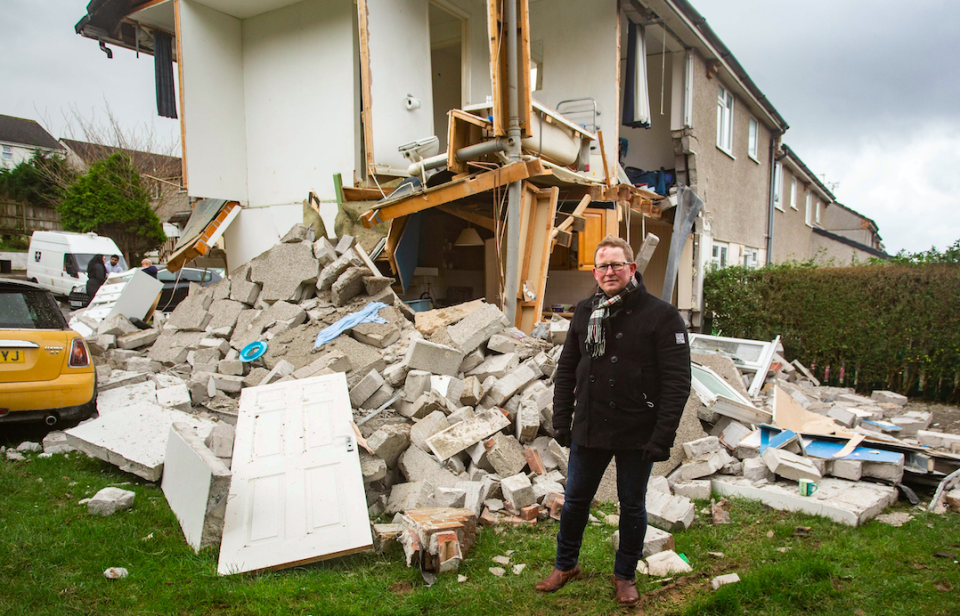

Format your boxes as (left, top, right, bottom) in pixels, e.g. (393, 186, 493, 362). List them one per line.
(314, 302, 388, 349)
(801, 440, 903, 464)
(759, 425, 799, 453)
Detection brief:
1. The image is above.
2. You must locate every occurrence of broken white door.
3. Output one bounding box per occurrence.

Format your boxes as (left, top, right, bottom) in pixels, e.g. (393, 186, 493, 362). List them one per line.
(218, 374, 372, 575)
(359, 0, 435, 174)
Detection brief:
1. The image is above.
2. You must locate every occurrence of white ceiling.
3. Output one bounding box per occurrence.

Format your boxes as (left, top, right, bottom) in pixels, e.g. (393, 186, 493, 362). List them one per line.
(192, 0, 307, 20)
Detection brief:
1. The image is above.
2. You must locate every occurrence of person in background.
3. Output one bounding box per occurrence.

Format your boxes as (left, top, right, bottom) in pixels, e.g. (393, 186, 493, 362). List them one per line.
(141, 258, 159, 279)
(105, 254, 125, 275)
(85, 253, 107, 301)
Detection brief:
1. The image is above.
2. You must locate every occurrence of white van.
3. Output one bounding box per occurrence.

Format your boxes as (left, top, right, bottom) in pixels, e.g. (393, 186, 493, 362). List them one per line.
(26, 231, 127, 296)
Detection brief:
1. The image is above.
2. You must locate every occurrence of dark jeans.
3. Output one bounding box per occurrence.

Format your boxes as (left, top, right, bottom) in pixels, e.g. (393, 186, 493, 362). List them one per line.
(555, 442, 654, 580)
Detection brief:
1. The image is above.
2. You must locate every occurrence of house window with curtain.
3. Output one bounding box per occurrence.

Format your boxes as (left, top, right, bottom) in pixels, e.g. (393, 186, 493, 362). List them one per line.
(716, 85, 734, 154)
(748, 117, 759, 161)
(711, 242, 729, 269)
(773, 162, 783, 210)
(790, 178, 798, 210)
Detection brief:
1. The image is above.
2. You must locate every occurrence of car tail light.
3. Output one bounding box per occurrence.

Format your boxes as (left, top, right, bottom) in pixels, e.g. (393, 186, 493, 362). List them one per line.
(69, 338, 90, 368)
(0, 408, 8, 416)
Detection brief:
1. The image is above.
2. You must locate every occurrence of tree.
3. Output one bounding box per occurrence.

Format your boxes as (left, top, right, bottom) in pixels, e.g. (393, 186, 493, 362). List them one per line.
(0, 151, 74, 208)
(59, 152, 166, 264)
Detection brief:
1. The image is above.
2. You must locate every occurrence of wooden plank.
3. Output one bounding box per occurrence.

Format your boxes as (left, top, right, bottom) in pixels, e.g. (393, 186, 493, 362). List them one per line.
(342, 186, 384, 202)
(519, 182, 539, 298)
(554, 214, 585, 232)
(553, 229, 571, 248)
(438, 205, 496, 232)
(356, 0, 375, 176)
(361, 159, 543, 227)
(355, 243, 382, 278)
(173, 0, 187, 190)
(486, 0, 532, 138)
(516, 186, 558, 333)
(597, 129, 612, 187)
(550, 194, 592, 240)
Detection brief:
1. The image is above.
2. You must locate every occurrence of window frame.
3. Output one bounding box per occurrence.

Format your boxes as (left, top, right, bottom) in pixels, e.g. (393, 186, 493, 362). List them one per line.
(748, 117, 759, 162)
(814, 199, 821, 226)
(805, 192, 813, 227)
(711, 241, 730, 270)
(1, 145, 12, 161)
(742, 247, 760, 269)
(790, 177, 798, 210)
(716, 85, 734, 156)
(773, 162, 783, 211)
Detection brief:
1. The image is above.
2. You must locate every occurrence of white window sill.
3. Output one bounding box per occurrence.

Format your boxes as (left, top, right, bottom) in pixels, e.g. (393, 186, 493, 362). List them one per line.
(749, 154, 760, 164)
(805, 222, 813, 228)
(775, 204, 784, 212)
(790, 205, 798, 211)
(716, 145, 736, 161)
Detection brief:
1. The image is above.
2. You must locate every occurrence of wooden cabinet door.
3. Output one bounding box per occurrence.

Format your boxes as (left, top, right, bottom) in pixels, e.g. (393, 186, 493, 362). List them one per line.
(577, 210, 606, 270)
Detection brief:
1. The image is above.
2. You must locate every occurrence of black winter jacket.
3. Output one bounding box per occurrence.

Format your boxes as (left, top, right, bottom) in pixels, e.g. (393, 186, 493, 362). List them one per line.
(552, 273, 691, 450)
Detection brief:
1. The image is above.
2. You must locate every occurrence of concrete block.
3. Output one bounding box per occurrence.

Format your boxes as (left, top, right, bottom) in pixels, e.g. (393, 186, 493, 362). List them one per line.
(161, 423, 231, 551)
(827, 405, 858, 428)
(363, 382, 397, 410)
(467, 352, 518, 382)
(230, 279, 262, 305)
(446, 407, 475, 426)
(65, 403, 215, 481)
(645, 550, 692, 577)
(122, 357, 161, 373)
(487, 333, 519, 354)
(98, 314, 138, 337)
(404, 391, 454, 419)
(42, 431, 74, 455)
(97, 381, 157, 414)
(250, 241, 319, 302)
(157, 383, 192, 411)
(612, 526, 674, 557)
(385, 481, 436, 515)
(485, 433, 527, 477)
(862, 457, 904, 483)
(871, 390, 907, 406)
(404, 370, 433, 402)
(317, 249, 363, 291)
(485, 365, 539, 406)
(648, 475, 671, 494)
(259, 359, 295, 386)
(360, 451, 388, 483)
(350, 369, 385, 408)
(918, 430, 960, 452)
(95, 334, 116, 351)
(410, 411, 451, 452)
(367, 423, 411, 468)
(88, 487, 136, 516)
(890, 412, 930, 437)
(645, 489, 695, 531)
(831, 459, 862, 481)
(335, 235, 356, 255)
(672, 480, 711, 500)
(761, 448, 821, 482)
(204, 422, 236, 459)
(426, 408, 511, 460)
(292, 351, 351, 379)
(460, 376, 482, 406)
(683, 436, 722, 459)
(456, 481, 484, 516)
(743, 457, 774, 483)
(398, 445, 459, 488)
(117, 329, 159, 350)
(167, 288, 214, 331)
(516, 400, 540, 444)
(532, 479, 564, 503)
(383, 362, 410, 387)
(332, 266, 368, 307)
(352, 321, 400, 348)
(459, 348, 485, 374)
(148, 330, 206, 365)
(500, 473, 536, 510)
(210, 374, 245, 393)
(313, 237, 337, 265)
(404, 339, 465, 377)
(548, 438, 569, 476)
(679, 449, 735, 481)
(414, 299, 485, 336)
(447, 303, 509, 354)
(217, 359, 249, 376)
(711, 476, 898, 526)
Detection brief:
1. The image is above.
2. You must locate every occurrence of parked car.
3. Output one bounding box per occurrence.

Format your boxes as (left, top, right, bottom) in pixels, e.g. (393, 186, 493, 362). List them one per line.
(26, 231, 126, 297)
(0, 278, 96, 428)
(156, 267, 223, 312)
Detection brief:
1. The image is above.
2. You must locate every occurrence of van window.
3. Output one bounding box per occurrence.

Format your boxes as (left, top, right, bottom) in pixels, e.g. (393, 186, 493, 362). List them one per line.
(72, 254, 99, 271)
(63, 254, 80, 277)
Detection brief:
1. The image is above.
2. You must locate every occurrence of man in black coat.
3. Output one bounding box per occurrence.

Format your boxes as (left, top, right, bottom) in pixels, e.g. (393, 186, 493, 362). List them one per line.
(535, 235, 691, 606)
(85, 254, 107, 301)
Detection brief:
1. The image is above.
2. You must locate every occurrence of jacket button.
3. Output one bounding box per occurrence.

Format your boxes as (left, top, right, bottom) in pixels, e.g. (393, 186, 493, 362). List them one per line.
(610, 356, 618, 363)
(609, 379, 615, 387)
(616, 332, 623, 339)
(609, 401, 617, 409)
(589, 375, 596, 382)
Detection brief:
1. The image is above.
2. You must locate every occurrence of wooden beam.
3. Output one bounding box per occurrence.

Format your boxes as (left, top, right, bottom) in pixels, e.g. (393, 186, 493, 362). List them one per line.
(550, 193, 592, 239)
(361, 159, 544, 228)
(342, 186, 384, 201)
(356, 0, 376, 176)
(438, 205, 497, 232)
(487, 0, 532, 138)
(597, 129, 613, 187)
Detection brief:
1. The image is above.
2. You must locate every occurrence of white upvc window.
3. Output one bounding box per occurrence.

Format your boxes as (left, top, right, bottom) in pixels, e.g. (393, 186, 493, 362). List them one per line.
(815, 199, 822, 225)
(748, 117, 759, 161)
(743, 247, 760, 269)
(1, 145, 12, 161)
(773, 162, 783, 210)
(790, 178, 798, 210)
(716, 85, 734, 154)
(712, 241, 729, 269)
(805, 193, 813, 227)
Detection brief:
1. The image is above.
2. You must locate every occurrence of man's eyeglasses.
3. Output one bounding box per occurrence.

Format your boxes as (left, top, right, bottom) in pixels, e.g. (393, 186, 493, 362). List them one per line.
(595, 262, 628, 273)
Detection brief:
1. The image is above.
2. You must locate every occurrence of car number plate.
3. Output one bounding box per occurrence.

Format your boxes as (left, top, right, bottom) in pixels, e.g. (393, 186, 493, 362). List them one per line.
(0, 350, 25, 363)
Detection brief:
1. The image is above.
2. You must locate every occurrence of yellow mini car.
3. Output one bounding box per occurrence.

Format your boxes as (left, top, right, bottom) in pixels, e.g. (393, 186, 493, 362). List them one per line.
(0, 278, 96, 427)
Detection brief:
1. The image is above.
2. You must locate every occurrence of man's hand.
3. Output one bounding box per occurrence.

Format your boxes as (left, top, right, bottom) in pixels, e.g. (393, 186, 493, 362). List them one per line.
(641, 442, 670, 463)
(553, 428, 571, 448)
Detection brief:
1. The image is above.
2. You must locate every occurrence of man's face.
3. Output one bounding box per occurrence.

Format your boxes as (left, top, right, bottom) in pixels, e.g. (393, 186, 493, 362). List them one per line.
(593, 246, 637, 296)
(110, 257, 119, 266)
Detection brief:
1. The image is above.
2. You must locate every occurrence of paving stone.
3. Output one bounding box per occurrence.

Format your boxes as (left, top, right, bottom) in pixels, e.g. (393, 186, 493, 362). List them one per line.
(446, 303, 508, 354)
(250, 241, 319, 303)
(404, 339, 465, 377)
(88, 487, 136, 516)
(485, 433, 527, 477)
(367, 423, 411, 468)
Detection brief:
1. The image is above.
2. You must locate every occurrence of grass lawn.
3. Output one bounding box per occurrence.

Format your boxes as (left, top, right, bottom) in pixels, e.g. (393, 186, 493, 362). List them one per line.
(1, 450, 958, 616)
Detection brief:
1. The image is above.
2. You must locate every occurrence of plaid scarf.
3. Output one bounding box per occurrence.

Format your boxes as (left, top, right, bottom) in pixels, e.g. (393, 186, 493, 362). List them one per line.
(585, 277, 638, 358)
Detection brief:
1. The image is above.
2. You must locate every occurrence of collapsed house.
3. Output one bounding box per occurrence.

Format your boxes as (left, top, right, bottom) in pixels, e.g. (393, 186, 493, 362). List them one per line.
(9, 228, 951, 579)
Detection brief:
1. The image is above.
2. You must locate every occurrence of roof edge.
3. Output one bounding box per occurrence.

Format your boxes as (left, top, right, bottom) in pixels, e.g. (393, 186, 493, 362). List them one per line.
(812, 227, 888, 259)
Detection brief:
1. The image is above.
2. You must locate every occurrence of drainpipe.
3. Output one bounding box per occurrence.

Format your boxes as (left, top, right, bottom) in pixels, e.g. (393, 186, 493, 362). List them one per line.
(503, 0, 523, 323)
(765, 134, 783, 265)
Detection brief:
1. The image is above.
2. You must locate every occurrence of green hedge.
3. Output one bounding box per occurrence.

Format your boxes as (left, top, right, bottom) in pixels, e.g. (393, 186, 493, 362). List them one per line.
(703, 262, 960, 400)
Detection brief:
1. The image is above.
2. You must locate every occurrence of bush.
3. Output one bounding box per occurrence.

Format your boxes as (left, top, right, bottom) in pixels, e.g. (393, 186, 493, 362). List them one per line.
(704, 260, 960, 400)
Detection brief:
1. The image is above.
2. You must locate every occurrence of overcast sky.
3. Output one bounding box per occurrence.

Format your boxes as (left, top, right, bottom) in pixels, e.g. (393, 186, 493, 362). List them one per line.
(2, 0, 958, 254)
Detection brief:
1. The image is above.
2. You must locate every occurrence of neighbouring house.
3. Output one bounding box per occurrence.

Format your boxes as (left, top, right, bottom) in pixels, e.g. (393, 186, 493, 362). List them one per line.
(0, 115, 64, 236)
(73, 0, 886, 332)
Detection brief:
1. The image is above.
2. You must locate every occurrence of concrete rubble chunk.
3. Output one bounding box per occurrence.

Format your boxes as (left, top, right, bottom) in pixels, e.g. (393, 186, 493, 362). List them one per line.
(399, 446, 460, 489)
(313, 237, 337, 265)
(467, 352, 518, 381)
(352, 321, 400, 348)
(516, 400, 540, 444)
(363, 276, 394, 297)
(646, 489, 695, 531)
(485, 433, 527, 478)
(98, 381, 157, 414)
(207, 300, 246, 333)
(402, 390, 451, 419)
(485, 364, 538, 406)
(460, 376, 482, 406)
(88, 487, 136, 516)
(918, 430, 960, 453)
(317, 249, 363, 292)
(743, 457, 775, 483)
(204, 422, 236, 459)
(161, 423, 232, 551)
(683, 436, 722, 459)
(761, 448, 822, 482)
(230, 278, 262, 305)
(426, 408, 511, 460)
(644, 550, 693, 576)
(679, 449, 736, 481)
(611, 526, 674, 557)
(217, 359, 249, 376)
(258, 359, 295, 386)
(167, 287, 214, 331)
(281, 223, 314, 243)
(871, 390, 907, 406)
(548, 439, 569, 476)
(331, 266, 368, 307)
(672, 480, 711, 500)
(98, 314, 138, 337)
(332, 336, 385, 386)
(292, 351, 351, 380)
(414, 299, 485, 336)
(116, 328, 159, 350)
(861, 457, 904, 484)
(367, 423, 411, 468)
(156, 383, 192, 411)
(446, 303, 509, 354)
(404, 370, 433, 402)
(404, 339, 465, 377)
(712, 573, 741, 590)
(487, 333, 519, 354)
(17, 441, 42, 453)
(410, 411, 451, 452)
(711, 476, 898, 526)
(250, 241, 319, 302)
(385, 481, 436, 514)
(148, 331, 205, 365)
(360, 451, 388, 483)
(425, 487, 466, 509)
(350, 370, 385, 408)
(500, 473, 536, 510)
(363, 382, 396, 410)
(42, 431, 74, 454)
(945, 488, 960, 512)
(124, 357, 162, 373)
(830, 459, 862, 481)
(335, 235, 356, 255)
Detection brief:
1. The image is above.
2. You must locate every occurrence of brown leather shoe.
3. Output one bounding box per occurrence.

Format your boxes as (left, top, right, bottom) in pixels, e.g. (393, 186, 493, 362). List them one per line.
(614, 576, 639, 606)
(535, 565, 582, 592)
